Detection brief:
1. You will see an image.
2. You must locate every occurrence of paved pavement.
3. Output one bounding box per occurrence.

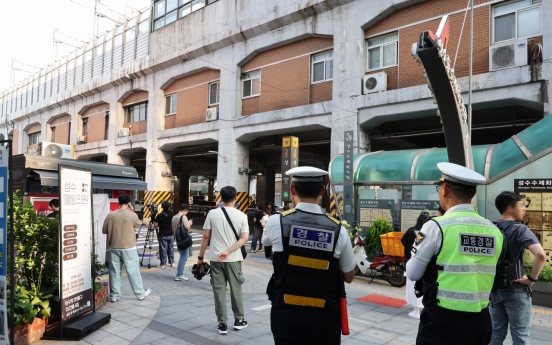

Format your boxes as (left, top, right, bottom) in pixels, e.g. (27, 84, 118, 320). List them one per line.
(35, 226, 552, 345)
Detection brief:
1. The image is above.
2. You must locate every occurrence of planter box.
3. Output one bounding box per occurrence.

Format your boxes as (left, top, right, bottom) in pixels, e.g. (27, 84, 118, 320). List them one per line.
(95, 282, 109, 311)
(532, 282, 552, 308)
(10, 317, 46, 345)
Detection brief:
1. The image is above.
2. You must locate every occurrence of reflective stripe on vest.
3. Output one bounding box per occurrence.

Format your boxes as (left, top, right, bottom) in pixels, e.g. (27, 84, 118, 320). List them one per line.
(434, 210, 503, 313)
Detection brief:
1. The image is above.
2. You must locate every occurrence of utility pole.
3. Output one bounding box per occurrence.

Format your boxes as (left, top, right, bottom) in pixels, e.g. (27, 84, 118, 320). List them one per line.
(53, 29, 87, 62)
(10, 59, 41, 85)
(93, 0, 129, 37)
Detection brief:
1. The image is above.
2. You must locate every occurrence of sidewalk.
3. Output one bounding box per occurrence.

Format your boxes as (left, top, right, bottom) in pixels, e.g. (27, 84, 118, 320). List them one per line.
(34, 252, 552, 345)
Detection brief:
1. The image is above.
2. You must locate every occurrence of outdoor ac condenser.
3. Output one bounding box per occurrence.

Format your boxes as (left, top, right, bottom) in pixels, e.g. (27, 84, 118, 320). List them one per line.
(205, 108, 218, 122)
(39, 142, 74, 159)
(118, 128, 131, 137)
(489, 39, 527, 71)
(363, 71, 388, 94)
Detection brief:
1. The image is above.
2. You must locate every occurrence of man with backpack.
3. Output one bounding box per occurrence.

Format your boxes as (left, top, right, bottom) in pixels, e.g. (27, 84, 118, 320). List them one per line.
(172, 204, 193, 281)
(490, 191, 546, 345)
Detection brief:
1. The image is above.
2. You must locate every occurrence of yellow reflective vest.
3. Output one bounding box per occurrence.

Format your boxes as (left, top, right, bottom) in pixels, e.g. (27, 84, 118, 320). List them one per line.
(433, 210, 503, 312)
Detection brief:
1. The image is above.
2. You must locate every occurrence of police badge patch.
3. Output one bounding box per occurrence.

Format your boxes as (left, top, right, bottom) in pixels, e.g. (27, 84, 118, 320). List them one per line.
(414, 232, 426, 246)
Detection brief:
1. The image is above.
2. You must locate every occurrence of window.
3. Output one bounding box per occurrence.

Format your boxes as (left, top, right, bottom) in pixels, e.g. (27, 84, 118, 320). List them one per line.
(242, 70, 261, 98)
(209, 82, 219, 105)
(492, 0, 541, 43)
(367, 32, 398, 71)
(51, 127, 56, 141)
(312, 51, 333, 83)
(28, 132, 40, 145)
(165, 94, 177, 115)
(83, 118, 88, 135)
(153, 0, 218, 31)
(125, 103, 148, 123)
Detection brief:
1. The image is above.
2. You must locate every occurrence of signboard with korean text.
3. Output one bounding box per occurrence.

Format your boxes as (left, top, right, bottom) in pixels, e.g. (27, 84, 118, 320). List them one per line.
(514, 180, 552, 250)
(59, 165, 93, 321)
(343, 131, 354, 224)
(281, 137, 299, 202)
(0, 166, 8, 344)
(358, 199, 394, 228)
(400, 200, 441, 232)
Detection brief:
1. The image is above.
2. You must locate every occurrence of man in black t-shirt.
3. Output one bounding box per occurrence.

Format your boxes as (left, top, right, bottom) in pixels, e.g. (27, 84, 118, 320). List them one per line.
(153, 201, 175, 268)
(489, 191, 546, 345)
(250, 204, 264, 253)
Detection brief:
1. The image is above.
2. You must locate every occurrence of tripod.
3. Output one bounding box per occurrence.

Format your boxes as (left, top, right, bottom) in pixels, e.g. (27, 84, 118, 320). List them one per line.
(140, 222, 159, 269)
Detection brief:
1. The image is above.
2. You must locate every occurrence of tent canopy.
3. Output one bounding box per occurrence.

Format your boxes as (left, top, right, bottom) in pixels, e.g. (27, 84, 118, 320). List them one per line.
(329, 116, 552, 184)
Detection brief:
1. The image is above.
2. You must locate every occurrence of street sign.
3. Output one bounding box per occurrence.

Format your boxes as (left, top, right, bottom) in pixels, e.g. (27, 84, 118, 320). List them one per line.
(281, 137, 299, 202)
(343, 131, 354, 224)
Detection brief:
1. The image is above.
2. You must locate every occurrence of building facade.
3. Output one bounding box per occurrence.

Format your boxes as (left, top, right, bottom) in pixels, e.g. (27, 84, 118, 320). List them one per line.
(0, 0, 549, 207)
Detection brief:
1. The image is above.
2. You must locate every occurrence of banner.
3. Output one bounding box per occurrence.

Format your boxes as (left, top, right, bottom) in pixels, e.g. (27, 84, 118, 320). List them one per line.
(59, 166, 93, 321)
(0, 166, 8, 343)
(281, 136, 299, 202)
(343, 131, 354, 224)
(358, 199, 394, 228)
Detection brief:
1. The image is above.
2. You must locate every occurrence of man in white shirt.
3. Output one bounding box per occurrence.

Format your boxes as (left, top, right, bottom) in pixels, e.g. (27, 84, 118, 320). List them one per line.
(197, 186, 249, 335)
(262, 166, 356, 344)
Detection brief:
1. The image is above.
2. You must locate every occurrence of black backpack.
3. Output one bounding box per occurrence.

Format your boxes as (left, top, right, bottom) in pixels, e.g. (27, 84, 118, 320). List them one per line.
(492, 221, 515, 290)
(176, 216, 193, 250)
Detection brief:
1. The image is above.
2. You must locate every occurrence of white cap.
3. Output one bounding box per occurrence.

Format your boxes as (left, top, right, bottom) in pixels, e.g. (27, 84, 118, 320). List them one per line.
(435, 162, 486, 186)
(285, 166, 329, 183)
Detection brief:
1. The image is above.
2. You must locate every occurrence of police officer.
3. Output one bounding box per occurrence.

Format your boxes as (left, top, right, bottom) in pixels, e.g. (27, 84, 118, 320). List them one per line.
(262, 166, 356, 345)
(406, 162, 504, 345)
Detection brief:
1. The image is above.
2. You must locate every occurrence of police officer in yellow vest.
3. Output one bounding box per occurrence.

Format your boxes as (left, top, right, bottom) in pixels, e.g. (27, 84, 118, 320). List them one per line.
(262, 166, 356, 344)
(407, 162, 504, 345)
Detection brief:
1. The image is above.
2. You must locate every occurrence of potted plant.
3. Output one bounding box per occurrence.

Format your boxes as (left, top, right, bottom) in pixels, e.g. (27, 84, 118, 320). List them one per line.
(525, 261, 552, 307)
(364, 218, 394, 260)
(92, 254, 109, 310)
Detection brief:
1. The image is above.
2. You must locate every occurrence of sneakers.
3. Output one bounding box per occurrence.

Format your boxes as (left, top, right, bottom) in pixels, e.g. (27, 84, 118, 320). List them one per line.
(408, 310, 420, 319)
(217, 323, 227, 335)
(169, 263, 175, 268)
(233, 319, 248, 330)
(158, 265, 166, 269)
(249, 249, 255, 253)
(175, 276, 189, 281)
(110, 297, 119, 303)
(139, 288, 152, 301)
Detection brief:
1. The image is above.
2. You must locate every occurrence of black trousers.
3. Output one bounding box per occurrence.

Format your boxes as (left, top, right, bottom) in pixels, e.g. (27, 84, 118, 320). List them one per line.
(271, 307, 341, 345)
(416, 306, 492, 345)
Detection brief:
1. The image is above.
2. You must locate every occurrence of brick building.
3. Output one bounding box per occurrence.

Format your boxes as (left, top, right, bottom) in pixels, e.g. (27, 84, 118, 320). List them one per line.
(0, 0, 549, 206)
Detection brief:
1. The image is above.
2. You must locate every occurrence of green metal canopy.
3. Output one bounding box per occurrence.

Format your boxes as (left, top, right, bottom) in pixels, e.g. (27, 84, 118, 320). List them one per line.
(329, 115, 552, 184)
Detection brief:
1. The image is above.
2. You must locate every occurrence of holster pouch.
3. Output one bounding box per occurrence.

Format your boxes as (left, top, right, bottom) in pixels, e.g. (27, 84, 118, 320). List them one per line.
(266, 274, 275, 301)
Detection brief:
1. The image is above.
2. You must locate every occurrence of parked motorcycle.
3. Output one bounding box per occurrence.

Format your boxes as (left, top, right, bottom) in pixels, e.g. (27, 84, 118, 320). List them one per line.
(353, 234, 406, 287)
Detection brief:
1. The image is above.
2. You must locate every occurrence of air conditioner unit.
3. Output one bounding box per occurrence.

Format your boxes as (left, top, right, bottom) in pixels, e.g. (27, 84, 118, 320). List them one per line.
(118, 128, 131, 138)
(489, 39, 527, 71)
(77, 135, 87, 143)
(27, 148, 39, 155)
(363, 72, 387, 94)
(39, 142, 74, 159)
(205, 108, 218, 122)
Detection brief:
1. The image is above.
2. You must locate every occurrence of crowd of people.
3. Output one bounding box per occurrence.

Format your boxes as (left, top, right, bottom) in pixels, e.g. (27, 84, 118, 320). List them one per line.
(88, 161, 547, 345)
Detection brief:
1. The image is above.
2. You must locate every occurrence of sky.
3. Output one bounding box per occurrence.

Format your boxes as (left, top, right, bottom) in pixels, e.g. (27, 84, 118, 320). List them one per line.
(0, 0, 151, 92)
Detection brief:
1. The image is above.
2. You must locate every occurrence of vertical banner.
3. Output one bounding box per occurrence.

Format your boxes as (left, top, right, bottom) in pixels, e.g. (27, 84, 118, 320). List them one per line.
(0, 164, 8, 344)
(59, 165, 93, 322)
(281, 136, 299, 202)
(343, 131, 354, 224)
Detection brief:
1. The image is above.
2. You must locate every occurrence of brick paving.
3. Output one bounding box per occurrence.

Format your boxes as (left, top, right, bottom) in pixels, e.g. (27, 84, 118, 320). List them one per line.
(33, 227, 552, 345)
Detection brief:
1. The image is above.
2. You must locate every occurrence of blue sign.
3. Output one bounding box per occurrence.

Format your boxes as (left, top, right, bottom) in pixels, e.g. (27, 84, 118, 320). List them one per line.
(289, 225, 335, 252)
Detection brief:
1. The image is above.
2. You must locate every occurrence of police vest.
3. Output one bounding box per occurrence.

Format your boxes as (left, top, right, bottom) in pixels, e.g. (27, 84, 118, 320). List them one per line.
(423, 210, 503, 313)
(269, 208, 342, 312)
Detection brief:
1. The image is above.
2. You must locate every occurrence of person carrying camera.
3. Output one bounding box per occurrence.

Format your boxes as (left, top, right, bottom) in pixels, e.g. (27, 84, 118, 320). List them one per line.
(489, 191, 546, 345)
(197, 186, 249, 335)
(153, 201, 175, 269)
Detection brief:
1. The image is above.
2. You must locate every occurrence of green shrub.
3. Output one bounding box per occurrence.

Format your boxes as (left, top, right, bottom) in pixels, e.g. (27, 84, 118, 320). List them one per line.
(364, 218, 394, 259)
(525, 261, 552, 283)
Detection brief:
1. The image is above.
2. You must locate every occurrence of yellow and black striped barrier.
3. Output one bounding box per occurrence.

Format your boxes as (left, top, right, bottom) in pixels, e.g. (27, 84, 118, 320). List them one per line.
(143, 190, 173, 219)
(214, 191, 252, 213)
(329, 192, 343, 218)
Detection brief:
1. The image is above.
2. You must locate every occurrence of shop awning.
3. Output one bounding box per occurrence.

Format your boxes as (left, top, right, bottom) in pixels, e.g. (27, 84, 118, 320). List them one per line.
(32, 170, 148, 190)
(329, 115, 552, 184)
